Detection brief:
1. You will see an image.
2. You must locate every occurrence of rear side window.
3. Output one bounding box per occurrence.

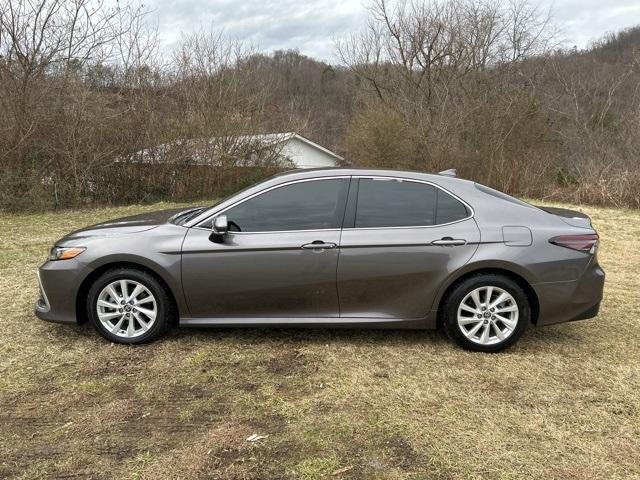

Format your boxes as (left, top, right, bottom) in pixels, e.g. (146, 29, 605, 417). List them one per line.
(354, 178, 468, 228)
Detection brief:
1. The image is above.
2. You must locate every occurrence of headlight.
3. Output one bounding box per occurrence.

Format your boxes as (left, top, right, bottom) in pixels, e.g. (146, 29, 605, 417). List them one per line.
(49, 246, 86, 261)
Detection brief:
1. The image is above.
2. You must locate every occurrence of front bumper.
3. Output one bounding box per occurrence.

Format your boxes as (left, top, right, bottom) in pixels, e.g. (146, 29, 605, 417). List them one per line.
(35, 270, 51, 313)
(35, 259, 89, 325)
(533, 259, 605, 326)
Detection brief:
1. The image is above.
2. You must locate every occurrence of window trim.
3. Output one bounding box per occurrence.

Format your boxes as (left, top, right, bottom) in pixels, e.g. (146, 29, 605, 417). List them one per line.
(194, 176, 351, 234)
(193, 174, 474, 233)
(343, 176, 474, 231)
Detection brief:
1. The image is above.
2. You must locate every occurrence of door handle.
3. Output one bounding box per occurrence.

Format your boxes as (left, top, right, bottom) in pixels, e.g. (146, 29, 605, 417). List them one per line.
(431, 237, 467, 246)
(301, 241, 337, 250)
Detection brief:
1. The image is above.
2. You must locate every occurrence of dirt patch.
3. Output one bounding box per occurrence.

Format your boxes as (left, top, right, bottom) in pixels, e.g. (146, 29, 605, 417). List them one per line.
(139, 422, 293, 480)
(384, 434, 428, 471)
(264, 349, 310, 376)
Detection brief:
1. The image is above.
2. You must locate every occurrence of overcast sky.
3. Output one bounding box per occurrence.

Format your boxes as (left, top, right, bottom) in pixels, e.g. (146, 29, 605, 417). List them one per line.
(147, 0, 640, 62)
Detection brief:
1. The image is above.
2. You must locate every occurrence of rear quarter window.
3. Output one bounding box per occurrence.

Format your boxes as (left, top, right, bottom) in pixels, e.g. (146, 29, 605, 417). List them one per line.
(474, 183, 536, 209)
(436, 189, 469, 224)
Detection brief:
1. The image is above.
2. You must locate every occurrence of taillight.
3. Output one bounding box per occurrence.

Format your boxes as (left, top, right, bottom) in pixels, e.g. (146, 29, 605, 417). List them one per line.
(549, 234, 599, 253)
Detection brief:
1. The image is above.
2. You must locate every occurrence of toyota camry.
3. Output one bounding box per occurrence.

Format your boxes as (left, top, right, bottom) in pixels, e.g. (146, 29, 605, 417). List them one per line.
(35, 168, 605, 352)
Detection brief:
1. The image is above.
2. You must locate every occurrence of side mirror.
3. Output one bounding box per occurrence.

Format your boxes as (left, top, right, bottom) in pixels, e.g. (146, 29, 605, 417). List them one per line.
(210, 215, 228, 242)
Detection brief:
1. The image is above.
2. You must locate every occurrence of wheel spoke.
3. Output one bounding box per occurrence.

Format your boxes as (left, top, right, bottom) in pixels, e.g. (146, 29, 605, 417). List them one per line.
(470, 289, 482, 309)
(465, 321, 484, 339)
(134, 296, 154, 306)
(495, 314, 517, 330)
(106, 285, 121, 302)
(484, 286, 493, 305)
(459, 317, 482, 326)
(492, 322, 505, 340)
(98, 311, 121, 320)
(127, 284, 143, 302)
(489, 292, 509, 309)
(97, 299, 119, 309)
(136, 305, 156, 320)
(134, 312, 150, 331)
(120, 280, 129, 301)
(479, 323, 491, 344)
(495, 304, 518, 314)
(459, 303, 478, 315)
(127, 316, 135, 336)
(111, 316, 125, 333)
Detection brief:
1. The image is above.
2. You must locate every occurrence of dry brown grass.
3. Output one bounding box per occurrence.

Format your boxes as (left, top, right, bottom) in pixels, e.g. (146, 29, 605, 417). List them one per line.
(0, 200, 638, 479)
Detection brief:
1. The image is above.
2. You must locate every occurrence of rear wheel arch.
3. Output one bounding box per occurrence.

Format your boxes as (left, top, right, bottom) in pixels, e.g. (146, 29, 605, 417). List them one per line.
(75, 261, 179, 326)
(436, 267, 540, 326)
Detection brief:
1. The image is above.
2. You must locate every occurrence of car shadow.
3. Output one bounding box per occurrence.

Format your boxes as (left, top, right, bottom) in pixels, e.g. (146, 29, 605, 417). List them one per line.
(41, 317, 591, 351)
(168, 325, 449, 348)
(163, 321, 593, 352)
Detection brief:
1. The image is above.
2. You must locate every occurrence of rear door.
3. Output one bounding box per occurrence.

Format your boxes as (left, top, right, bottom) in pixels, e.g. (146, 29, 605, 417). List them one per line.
(181, 177, 350, 318)
(337, 177, 480, 319)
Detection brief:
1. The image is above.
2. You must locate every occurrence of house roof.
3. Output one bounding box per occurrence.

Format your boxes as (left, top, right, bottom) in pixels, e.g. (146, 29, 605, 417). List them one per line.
(230, 132, 344, 162)
(123, 132, 343, 165)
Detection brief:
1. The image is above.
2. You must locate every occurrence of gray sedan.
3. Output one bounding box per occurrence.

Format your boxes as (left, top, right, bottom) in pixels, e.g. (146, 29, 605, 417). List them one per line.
(36, 168, 605, 351)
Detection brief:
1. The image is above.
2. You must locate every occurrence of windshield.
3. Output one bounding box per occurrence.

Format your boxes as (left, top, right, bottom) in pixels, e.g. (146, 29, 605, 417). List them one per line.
(171, 207, 208, 226)
(170, 182, 263, 226)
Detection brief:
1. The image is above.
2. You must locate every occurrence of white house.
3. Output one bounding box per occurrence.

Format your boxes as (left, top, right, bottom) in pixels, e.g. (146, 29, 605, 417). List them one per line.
(125, 132, 343, 169)
(261, 132, 343, 168)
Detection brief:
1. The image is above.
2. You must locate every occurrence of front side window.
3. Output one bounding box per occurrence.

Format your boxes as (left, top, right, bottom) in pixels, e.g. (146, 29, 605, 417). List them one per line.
(354, 178, 468, 228)
(224, 178, 348, 232)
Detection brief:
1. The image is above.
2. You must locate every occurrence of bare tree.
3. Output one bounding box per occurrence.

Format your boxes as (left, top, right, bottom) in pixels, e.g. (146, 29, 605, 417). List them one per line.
(0, 0, 151, 158)
(0, 2, 299, 209)
(337, 0, 556, 191)
(0, 0, 160, 206)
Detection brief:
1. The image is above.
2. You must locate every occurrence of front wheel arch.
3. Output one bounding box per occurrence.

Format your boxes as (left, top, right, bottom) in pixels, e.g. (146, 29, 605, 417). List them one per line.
(436, 267, 540, 327)
(76, 261, 179, 326)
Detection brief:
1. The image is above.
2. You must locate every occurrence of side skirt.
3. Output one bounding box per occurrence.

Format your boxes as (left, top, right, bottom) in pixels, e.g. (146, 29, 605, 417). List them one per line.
(179, 315, 434, 330)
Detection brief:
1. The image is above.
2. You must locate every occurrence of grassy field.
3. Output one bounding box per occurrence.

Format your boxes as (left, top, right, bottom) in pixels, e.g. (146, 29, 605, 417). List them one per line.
(0, 200, 638, 479)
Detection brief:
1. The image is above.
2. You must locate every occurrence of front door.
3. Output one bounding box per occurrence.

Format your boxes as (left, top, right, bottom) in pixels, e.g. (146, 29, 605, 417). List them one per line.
(181, 177, 350, 318)
(337, 177, 481, 319)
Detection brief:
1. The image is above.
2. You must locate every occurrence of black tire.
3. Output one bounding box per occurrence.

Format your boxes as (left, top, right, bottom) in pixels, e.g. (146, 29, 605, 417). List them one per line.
(86, 268, 174, 344)
(442, 274, 529, 352)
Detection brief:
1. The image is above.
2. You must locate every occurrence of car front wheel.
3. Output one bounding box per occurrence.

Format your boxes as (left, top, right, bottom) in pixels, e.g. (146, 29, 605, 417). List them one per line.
(87, 268, 173, 344)
(443, 274, 529, 352)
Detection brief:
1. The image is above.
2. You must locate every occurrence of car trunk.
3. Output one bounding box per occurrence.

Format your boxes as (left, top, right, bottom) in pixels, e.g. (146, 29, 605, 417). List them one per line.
(536, 206, 593, 229)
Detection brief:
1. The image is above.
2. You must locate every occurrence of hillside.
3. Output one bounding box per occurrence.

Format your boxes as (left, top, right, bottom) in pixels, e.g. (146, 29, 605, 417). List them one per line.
(1, 0, 639, 210)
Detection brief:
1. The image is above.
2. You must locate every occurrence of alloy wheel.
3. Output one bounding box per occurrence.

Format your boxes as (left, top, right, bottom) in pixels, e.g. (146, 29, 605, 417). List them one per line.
(96, 279, 157, 338)
(456, 286, 519, 346)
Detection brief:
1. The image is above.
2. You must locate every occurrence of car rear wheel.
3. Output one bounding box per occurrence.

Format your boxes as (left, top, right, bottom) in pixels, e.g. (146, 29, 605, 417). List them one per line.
(87, 268, 173, 344)
(443, 274, 529, 352)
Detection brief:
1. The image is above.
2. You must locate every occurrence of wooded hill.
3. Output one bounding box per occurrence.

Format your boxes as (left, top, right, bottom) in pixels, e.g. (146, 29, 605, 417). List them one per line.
(1, 0, 639, 210)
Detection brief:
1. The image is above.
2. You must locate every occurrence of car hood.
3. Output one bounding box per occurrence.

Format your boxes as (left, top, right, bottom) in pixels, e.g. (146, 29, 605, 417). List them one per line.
(59, 208, 189, 242)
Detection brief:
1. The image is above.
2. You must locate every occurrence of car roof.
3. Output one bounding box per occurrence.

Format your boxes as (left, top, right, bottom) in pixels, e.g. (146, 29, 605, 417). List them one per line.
(184, 167, 478, 228)
(187, 166, 573, 234)
(271, 167, 474, 186)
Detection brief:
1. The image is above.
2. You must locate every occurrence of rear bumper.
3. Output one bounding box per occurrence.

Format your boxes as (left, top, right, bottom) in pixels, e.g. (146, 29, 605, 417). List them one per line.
(533, 260, 605, 326)
(570, 302, 600, 321)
